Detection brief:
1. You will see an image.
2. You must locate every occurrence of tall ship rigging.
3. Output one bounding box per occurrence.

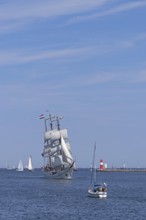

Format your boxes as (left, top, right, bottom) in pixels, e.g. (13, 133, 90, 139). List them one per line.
(40, 113, 75, 179)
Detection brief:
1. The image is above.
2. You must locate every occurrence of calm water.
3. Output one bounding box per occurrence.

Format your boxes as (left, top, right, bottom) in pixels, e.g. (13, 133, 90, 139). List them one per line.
(0, 169, 146, 220)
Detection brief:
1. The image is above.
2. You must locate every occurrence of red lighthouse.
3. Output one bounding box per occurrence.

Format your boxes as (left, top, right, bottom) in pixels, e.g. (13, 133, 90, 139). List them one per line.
(100, 159, 104, 170)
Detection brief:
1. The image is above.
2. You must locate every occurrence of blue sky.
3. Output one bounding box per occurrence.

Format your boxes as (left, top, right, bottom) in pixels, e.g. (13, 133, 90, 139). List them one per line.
(0, 0, 146, 168)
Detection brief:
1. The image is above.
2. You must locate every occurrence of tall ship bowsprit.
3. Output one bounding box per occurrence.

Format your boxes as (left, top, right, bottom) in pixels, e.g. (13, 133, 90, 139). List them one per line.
(40, 113, 75, 179)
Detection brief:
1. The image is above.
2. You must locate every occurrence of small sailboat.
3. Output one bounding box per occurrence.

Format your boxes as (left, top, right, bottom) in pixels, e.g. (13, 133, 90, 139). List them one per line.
(88, 143, 107, 198)
(17, 160, 24, 172)
(6, 162, 13, 170)
(27, 155, 33, 171)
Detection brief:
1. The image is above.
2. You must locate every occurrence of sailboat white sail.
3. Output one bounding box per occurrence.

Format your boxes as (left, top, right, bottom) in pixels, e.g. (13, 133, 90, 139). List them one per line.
(88, 143, 107, 198)
(40, 113, 74, 179)
(17, 160, 24, 172)
(27, 155, 33, 171)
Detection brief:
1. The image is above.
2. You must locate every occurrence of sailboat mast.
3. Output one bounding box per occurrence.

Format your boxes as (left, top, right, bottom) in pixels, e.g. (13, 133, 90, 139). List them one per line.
(90, 143, 96, 185)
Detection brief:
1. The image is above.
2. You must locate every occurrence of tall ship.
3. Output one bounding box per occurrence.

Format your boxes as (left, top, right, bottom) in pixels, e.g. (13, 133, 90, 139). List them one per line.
(40, 113, 74, 179)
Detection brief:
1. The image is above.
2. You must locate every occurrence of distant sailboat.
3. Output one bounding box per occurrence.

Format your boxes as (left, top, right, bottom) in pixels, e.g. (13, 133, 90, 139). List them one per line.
(6, 162, 13, 170)
(17, 160, 24, 172)
(27, 155, 33, 171)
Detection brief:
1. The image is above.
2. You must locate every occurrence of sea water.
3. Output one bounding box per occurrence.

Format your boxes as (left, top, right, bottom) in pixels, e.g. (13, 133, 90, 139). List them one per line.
(0, 169, 146, 220)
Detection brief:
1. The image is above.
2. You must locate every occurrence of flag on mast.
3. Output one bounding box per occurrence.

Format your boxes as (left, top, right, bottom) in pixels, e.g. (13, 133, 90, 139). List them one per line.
(39, 114, 44, 119)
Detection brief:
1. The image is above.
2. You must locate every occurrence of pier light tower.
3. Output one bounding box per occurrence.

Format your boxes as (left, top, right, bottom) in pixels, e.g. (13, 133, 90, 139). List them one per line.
(100, 159, 104, 170)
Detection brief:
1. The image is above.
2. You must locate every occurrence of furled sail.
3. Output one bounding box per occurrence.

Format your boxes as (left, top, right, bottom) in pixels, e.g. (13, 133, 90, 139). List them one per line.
(43, 145, 61, 156)
(44, 129, 68, 142)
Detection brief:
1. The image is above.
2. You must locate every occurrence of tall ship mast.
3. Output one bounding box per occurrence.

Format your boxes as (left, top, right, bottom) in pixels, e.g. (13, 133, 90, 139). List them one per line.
(40, 113, 74, 179)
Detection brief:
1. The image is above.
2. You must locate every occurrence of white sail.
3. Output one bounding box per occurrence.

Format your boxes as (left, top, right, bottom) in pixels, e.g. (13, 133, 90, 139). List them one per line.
(44, 129, 68, 142)
(17, 160, 24, 171)
(27, 155, 33, 171)
(65, 142, 71, 151)
(51, 155, 64, 167)
(61, 135, 73, 164)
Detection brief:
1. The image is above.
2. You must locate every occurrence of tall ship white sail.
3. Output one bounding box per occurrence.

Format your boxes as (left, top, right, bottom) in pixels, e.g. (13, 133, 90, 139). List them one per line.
(40, 113, 74, 179)
(27, 155, 33, 171)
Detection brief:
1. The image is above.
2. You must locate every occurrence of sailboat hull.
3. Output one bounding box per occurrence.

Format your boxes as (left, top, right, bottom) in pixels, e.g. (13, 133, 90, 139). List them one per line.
(88, 189, 107, 198)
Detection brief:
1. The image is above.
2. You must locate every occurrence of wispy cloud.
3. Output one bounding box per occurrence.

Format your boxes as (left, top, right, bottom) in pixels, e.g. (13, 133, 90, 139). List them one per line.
(1, 67, 146, 113)
(0, 30, 145, 66)
(53, 66, 146, 86)
(0, 0, 108, 21)
(0, 0, 109, 34)
(0, 1, 145, 33)
(68, 1, 146, 24)
(0, 46, 93, 66)
(80, 71, 146, 87)
(0, 20, 29, 34)
(80, 73, 119, 85)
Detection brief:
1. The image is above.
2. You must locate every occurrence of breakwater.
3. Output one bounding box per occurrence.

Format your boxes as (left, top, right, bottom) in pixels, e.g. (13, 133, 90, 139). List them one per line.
(97, 168, 146, 172)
